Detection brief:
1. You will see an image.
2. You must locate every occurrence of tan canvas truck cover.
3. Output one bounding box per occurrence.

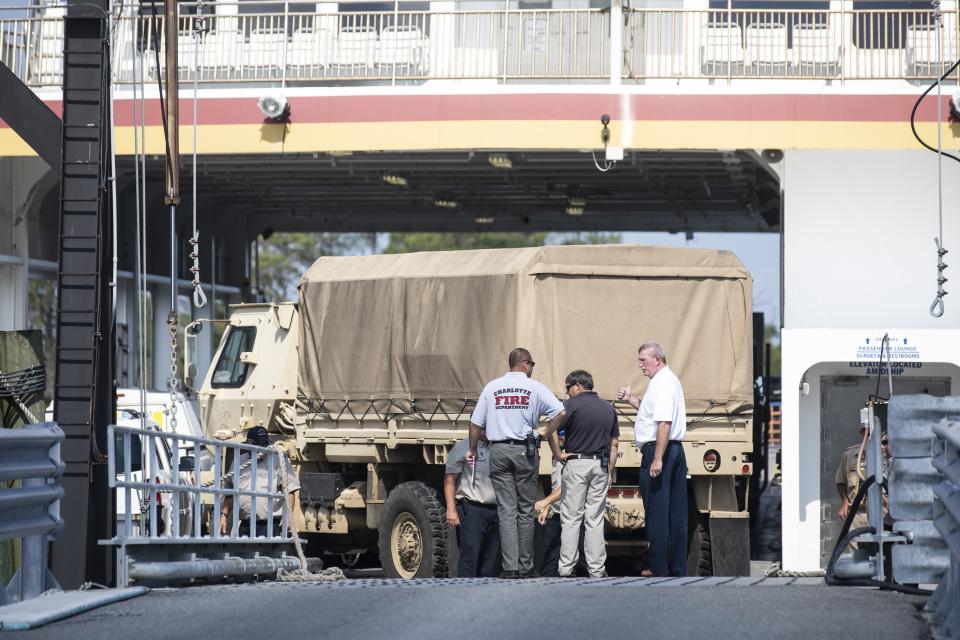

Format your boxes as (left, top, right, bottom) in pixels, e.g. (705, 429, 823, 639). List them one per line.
(297, 244, 753, 417)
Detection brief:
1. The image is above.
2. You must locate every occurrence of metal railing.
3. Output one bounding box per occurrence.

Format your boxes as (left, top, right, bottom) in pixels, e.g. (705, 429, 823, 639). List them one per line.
(106, 423, 300, 587)
(930, 418, 960, 638)
(2, 4, 959, 88)
(626, 8, 960, 81)
(0, 423, 64, 606)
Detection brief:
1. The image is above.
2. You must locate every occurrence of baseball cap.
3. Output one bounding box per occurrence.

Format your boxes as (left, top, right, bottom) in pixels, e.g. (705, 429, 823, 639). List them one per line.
(245, 426, 270, 446)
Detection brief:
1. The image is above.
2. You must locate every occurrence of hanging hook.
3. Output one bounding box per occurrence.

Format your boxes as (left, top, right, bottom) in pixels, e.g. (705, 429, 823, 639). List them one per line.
(193, 283, 208, 309)
(930, 237, 948, 318)
(930, 296, 945, 318)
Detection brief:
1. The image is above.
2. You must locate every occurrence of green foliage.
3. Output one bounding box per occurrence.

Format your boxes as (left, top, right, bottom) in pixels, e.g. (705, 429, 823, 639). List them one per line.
(384, 231, 621, 254)
(256, 231, 623, 303)
(764, 324, 781, 375)
(557, 232, 622, 246)
(257, 232, 375, 301)
(383, 232, 548, 253)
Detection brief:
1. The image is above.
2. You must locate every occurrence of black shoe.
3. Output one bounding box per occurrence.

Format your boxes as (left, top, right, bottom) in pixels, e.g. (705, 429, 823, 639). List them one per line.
(499, 570, 520, 579)
(519, 571, 537, 579)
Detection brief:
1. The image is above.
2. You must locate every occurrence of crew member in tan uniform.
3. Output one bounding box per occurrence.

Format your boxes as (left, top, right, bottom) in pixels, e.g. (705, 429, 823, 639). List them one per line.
(835, 426, 889, 549)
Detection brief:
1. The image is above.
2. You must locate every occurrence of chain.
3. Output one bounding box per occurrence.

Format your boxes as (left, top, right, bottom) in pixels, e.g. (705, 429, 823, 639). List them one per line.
(166, 310, 179, 434)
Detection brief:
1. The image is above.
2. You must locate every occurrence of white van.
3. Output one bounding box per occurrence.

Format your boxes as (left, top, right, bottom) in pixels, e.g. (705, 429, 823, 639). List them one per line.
(113, 411, 197, 537)
(115, 389, 213, 472)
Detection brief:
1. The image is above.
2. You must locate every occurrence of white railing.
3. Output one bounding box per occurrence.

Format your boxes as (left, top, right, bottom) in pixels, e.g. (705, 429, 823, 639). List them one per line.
(3, 4, 959, 87)
(626, 8, 960, 81)
(111, 7, 608, 84)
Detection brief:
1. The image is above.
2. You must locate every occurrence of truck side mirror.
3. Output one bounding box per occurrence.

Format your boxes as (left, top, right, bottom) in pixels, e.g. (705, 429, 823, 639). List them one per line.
(183, 320, 204, 392)
(114, 431, 143, 472)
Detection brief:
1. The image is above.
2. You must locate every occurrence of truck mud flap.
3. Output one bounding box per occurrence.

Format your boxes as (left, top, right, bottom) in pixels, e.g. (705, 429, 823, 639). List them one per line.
(709, 514, 750, 577)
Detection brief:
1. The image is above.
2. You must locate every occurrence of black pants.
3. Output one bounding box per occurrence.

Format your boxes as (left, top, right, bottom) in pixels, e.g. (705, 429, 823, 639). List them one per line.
(239, 517, 282, 538)
(538, 514, 587, 577)
(638, 441, 688, 577)
(457, 501, 501, 578)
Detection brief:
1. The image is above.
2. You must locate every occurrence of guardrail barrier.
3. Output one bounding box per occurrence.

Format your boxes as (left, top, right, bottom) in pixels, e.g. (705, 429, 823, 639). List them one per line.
(0, 423, 64, 606)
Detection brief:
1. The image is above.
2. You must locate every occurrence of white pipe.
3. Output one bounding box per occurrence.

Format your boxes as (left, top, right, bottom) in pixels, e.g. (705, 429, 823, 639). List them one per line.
(109, 0, 119, 320)
(132, 6, 145, 432)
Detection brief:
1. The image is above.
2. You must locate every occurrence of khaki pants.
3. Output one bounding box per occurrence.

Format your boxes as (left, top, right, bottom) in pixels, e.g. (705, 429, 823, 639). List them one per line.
(558, 458, 609, 578)
(847, 511, 869, 551)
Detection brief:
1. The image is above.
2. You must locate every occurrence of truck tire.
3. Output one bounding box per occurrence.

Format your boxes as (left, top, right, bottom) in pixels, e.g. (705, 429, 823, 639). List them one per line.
(379, 481, 448, 579)
(687, 509, 713, 577)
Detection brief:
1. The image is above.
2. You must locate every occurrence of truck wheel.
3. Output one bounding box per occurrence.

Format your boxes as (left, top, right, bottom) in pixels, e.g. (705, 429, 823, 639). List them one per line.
(379, 481, 447, 579)
(687, 508, 713, 577)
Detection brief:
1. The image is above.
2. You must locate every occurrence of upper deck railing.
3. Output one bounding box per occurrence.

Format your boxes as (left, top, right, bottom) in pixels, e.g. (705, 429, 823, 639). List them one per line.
(2, 3, 958, 88)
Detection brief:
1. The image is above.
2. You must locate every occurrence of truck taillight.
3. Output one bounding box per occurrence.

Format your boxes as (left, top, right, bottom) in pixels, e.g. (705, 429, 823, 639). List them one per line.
(741, 464, 751, 476)
(703, 449, 720, 473)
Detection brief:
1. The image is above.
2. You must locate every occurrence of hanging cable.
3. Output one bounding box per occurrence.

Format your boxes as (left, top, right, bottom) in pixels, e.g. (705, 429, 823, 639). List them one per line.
(909, 2, 959, 317)
(189, 1, 207, 309)
(107, 0, 123, 323)
(138, 29, 148, 423)
(131, 7, 147, 432)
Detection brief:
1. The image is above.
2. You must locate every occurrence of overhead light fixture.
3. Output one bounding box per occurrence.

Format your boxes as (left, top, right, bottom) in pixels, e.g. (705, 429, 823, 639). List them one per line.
(488, 154, 512, 169)
(475, 215, 495, 224)
(434, 199, 458, 209)
(568, 196, 586, 208)
(565, 206, 584, 216)
(382, 174, 408, 187)
(257, 94, 289, 121)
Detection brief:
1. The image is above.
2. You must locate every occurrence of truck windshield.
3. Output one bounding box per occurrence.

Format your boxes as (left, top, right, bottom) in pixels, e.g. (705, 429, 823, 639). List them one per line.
(211, 326, 256, 388)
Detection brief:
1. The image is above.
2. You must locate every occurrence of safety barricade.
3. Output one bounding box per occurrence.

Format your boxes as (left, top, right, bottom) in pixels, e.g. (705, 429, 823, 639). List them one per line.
(0, 423, 64, 605)
(103, 424, 305, 587)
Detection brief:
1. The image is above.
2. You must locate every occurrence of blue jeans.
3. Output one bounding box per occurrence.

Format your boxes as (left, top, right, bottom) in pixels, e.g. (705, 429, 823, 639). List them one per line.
(638, 441, 688, 577)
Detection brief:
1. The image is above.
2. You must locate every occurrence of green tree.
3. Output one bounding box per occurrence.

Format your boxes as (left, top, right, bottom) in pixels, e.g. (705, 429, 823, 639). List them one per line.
(257, 232, 375, 301)
(384, 231, 621, 254)
(763, 324, 781, 375)
(558, 232, 622, 245)
(256, 230, 623, 303)
(384, 232, 548, 253)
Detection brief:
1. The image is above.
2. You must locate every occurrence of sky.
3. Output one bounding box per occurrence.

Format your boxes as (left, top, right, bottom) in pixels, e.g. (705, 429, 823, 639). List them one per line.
(621, 231, 782, 329)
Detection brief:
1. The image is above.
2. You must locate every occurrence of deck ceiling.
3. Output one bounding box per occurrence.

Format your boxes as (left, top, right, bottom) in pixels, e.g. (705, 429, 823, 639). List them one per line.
(124, 149, 781, 234)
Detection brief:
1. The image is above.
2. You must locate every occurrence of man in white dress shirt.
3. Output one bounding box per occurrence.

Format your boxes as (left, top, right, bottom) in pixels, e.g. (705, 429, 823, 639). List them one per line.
(618, 342, 687, 577)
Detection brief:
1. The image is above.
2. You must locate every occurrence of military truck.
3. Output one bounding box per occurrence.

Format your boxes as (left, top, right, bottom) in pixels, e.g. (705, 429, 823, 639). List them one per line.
(193, 244, 756, 577)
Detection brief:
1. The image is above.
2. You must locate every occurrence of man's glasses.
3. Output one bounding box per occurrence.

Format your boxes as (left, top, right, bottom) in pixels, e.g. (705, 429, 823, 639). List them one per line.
(881, 439, 889, 446)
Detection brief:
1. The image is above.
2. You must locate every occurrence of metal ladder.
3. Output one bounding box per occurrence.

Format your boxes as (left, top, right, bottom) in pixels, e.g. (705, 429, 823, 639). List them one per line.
(51, 9, 115, 589)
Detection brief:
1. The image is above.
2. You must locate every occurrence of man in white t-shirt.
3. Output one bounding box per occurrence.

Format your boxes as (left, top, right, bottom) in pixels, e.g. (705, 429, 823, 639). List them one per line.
(467, 347, 566, 578)
(617, 341, 688, 577)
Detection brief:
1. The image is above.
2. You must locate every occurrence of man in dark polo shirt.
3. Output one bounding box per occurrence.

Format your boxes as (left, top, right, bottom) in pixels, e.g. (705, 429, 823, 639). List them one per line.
(545, 370, 619, 578)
